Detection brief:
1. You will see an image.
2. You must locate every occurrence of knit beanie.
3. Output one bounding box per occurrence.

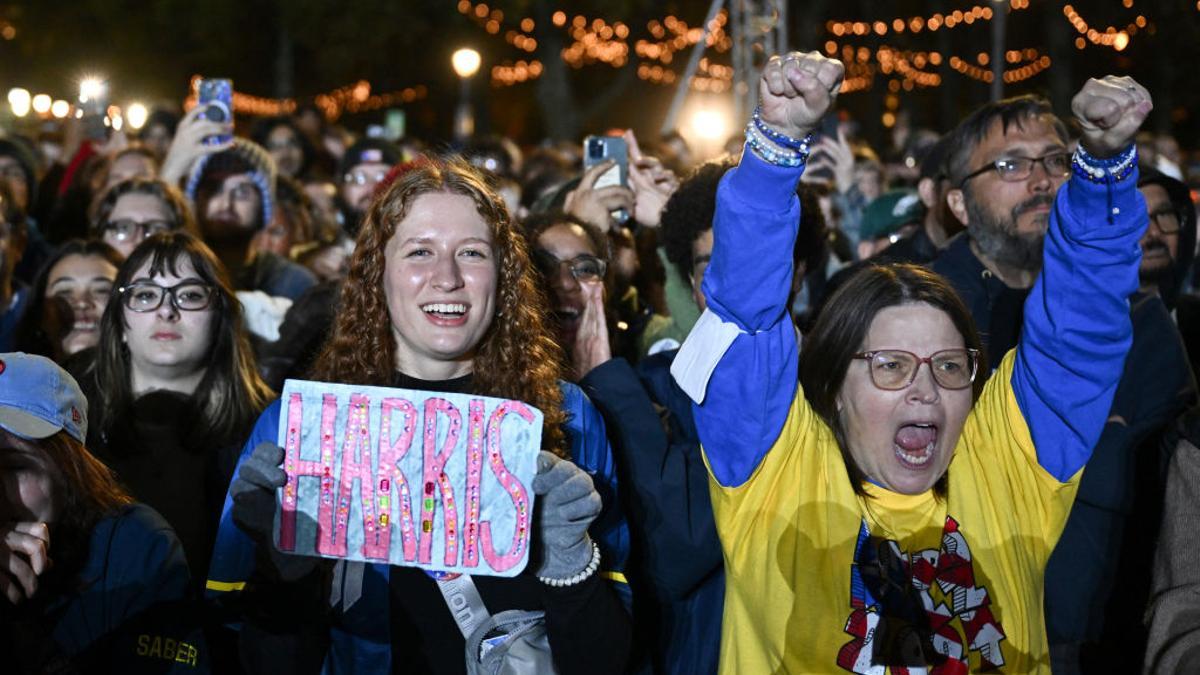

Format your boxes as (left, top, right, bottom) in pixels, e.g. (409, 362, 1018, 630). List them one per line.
(185, 138, 277, 227)
(337, 138, 401, 180)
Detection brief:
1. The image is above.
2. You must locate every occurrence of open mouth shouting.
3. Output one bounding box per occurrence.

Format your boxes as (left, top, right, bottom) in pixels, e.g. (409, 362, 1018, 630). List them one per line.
(894, 422, 939, 470)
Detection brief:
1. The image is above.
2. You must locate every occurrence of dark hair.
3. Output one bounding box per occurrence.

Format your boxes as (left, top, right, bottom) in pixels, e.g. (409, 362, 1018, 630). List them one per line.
(661, 158, 826, 286)
(91, 231, 272, 447)
(944, 95, 1069, 185)
(310, 155, 569, 456)
(144, 108, 181, 135)
(1138, 168, 1198, 309)
(13, 240, 123, 362)
(0, 180, 27, 236)
(38, 430, 135, 593)
(251, 116, 316, 178)
(660, 159, 735, 285)
(799, 264, 984, 497)
(91, 177, 197, 237)
(522, 211, 611, 263)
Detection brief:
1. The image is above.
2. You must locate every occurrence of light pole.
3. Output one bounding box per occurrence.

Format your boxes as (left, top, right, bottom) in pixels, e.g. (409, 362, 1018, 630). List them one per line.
(451, 47, 481, 141)
(990, 0, 1007, 101)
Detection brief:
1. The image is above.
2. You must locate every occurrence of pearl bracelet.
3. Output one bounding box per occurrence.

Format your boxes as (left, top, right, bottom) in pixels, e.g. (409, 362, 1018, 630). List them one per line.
(752, 106, 815, 152)
(538, 541, 601, 587)
(744, 123, 809, 168)
(1072, 144, 1137, 184)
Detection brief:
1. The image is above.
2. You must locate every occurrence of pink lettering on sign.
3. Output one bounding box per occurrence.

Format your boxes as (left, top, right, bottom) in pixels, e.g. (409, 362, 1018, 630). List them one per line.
(378, 397, 419, 562)
(480, 401, 535, 573)
(462, 399, 486, 568)
(279, 392, 338, 554)
(276, 380, 543, 576)
(419, 398, 462, 566)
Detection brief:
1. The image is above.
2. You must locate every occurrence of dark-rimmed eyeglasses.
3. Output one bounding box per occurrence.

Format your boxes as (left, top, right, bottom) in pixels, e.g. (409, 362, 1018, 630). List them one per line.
(958, 152, 1072, 188)
(852, 348, 980, 391)
(118, 281, 215, 313)
(1148, 207, 1182, 235)
(533, 250, 607, 282)
(102, 219, 174, 243)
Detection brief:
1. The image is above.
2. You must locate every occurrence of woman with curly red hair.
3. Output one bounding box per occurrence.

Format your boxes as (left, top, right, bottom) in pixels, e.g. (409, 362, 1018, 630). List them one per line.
(208, 156, 632, 674)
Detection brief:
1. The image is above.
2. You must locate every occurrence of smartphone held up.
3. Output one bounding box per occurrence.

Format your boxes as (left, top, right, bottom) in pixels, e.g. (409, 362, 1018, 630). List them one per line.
(197, 77, 233, 146)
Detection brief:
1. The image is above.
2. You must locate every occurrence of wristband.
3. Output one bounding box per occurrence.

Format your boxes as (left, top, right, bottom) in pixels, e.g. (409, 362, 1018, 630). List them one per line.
(538, 541, 601, 587)
(1072, 144, 1137, 184)
(752, 106, 815, 152)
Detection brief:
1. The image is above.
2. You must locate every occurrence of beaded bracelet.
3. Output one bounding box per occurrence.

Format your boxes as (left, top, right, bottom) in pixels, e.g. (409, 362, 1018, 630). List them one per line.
(539, 541, 601, 587)
(1072, 144, 1137, 184)
(752, 106, 815, 153)
(745, 123, 809, 168)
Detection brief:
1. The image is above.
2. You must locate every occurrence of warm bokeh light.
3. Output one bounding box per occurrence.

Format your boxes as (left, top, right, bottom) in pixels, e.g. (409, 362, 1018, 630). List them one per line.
(689, 108, 729, 141)
(126, 102, 148, 130)
(451, 48, 482, 78)
(51, 99, 70, 118)
(31, 94, 51, 114)
(7, 88, 30, 117)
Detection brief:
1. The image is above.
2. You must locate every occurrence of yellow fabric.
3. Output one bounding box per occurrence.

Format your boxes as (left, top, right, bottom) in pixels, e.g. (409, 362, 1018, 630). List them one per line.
(706, 352, 1079, 674)
(204, 579, 247, 592)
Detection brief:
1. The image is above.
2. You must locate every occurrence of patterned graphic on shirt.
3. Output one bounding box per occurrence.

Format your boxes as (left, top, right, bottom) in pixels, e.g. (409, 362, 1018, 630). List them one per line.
(837, 516, 1008, 674)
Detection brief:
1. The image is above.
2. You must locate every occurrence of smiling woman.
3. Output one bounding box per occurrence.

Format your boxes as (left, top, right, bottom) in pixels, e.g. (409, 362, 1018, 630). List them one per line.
(210, 156, 633, 674)
(14, 239, 122, 364)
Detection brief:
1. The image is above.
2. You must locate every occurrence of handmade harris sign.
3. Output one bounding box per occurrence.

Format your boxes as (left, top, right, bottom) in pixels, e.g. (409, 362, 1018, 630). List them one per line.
(273, 379, 543, 577)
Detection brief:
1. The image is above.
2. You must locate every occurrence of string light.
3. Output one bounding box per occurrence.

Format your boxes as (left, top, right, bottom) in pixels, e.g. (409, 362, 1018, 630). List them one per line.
(1063, 5, 1143, 51)
(824, 2, 1033, 38)
(181, 75, 427, 122)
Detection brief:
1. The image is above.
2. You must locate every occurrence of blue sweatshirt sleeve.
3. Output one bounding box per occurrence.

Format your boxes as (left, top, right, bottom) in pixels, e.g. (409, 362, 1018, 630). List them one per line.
(1013, 161, 1146, 481)
(691, 148, 805, 487)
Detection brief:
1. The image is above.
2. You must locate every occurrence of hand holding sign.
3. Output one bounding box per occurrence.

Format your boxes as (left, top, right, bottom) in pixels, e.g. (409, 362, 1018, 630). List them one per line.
(532, 451, 601, 581)
(231, 442, 317, 581)
(272, 380, 543, 577)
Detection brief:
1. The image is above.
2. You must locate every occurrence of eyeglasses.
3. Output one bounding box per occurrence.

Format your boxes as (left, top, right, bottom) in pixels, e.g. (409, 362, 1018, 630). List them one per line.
(852, 348, 980, 391)
(1148, 208, 1182, 235)
(343, 170, 389, 186)
(102, 219, 174, 242)
(958, 152, 1072, 188)
(118, 281, 215, 312)
(532, 250, 607, 282)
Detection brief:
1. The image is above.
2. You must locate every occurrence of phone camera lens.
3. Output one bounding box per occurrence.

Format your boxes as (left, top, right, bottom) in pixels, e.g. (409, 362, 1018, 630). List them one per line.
(204, 104, 227, 123)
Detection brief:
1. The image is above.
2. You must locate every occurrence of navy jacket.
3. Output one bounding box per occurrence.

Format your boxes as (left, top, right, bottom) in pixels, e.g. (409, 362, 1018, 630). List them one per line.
(581, 354, 723, 674)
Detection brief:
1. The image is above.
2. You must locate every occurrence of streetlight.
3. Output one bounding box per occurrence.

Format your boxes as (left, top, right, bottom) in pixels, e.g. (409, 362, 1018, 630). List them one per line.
(7, 87, 30, 117)
(451, 47, 481, 141)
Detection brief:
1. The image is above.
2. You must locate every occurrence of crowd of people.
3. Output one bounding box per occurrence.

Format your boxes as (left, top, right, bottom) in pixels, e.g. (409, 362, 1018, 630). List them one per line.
(0, 47, 1198, 675)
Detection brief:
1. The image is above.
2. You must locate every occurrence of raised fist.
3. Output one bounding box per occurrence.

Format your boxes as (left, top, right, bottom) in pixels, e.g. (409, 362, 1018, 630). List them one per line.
(1072, 76, 1152, 159)
(758, 52, 845, 140)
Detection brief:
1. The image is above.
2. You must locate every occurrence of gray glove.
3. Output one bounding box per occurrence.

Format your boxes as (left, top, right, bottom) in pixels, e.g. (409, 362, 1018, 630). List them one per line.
(230, 441, 316, 581)
(531, 450, 601, 580)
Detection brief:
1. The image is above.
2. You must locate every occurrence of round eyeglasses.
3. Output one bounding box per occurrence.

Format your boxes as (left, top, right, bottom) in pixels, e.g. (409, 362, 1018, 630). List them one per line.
(852, 348, 980, 391)
(958, 152, 1072, 188)
(118, 281, 215, 313)
(533, 250, 607, 282)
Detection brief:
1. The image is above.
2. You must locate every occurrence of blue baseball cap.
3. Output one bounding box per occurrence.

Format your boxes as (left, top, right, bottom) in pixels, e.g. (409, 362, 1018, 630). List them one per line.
(0, 353, 87, 443)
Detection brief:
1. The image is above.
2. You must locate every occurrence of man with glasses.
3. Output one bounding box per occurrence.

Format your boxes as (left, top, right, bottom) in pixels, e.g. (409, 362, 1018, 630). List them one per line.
(336, 138, 400, 236)
(932, 93, 1195, 673)
(185, 139, 315, 301)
